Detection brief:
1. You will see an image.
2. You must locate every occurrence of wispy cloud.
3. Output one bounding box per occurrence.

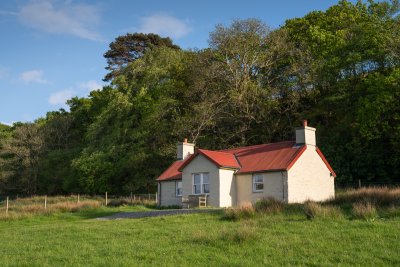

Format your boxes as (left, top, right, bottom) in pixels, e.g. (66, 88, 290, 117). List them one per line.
(18, 0, 102, 41)
(48, 89, 75, 105)
(20, 69, 48, 84)
(78, 80, 102, 92)
(0, 121, 15, 126)
(48, 80, 103, 106)
(137, 14, 191, 39)
(0, 67, 8, 79)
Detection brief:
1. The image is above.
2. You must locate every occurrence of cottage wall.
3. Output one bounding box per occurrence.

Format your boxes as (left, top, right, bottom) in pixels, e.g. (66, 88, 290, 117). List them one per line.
(235, 172, 286, 206)
(181, 154, 220, 207)
(158, 180, 182, 206)
(287, 145, 335, 203)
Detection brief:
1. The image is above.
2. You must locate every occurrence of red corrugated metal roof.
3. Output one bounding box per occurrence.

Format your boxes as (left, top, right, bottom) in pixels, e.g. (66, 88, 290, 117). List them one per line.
(221, 141, 305, 173)
(157, 141, 335, 181)
(156, 158, 189, 181)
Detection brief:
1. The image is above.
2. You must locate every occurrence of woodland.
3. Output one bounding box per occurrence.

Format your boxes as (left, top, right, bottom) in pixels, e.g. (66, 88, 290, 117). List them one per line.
(1, 0, 399, 195)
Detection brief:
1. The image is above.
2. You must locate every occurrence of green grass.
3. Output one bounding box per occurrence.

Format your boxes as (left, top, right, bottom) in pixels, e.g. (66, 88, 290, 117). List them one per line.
(0, 205, 399, 266)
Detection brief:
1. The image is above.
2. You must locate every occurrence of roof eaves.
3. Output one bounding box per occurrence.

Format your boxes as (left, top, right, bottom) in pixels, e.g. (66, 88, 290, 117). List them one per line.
(316, 147, 337, 177)
(286, 145, 307, 171)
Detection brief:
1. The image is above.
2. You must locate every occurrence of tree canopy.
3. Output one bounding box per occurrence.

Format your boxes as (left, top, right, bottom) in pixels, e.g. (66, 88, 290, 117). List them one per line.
(1, 0, 399, 195)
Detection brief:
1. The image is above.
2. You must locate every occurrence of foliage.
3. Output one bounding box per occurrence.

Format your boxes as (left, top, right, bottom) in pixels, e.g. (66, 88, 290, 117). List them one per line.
(1, 0, 399, 195)
(103, 33, 180, 81)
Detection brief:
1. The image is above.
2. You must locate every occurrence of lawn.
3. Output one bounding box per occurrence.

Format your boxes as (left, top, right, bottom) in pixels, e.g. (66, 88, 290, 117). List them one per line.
(0, 205, 399, 266)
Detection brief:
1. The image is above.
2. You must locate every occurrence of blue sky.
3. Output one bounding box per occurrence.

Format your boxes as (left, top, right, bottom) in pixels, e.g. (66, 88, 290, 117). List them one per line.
(0, 0, 354, 125)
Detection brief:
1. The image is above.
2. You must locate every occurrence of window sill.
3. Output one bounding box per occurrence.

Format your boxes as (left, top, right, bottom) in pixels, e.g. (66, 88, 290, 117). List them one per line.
(252, 190, 264, 193)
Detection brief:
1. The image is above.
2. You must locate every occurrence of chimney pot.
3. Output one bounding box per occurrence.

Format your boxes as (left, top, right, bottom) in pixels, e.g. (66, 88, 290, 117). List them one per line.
(303, 120, 308, 127)
(183, 138, 188, 143)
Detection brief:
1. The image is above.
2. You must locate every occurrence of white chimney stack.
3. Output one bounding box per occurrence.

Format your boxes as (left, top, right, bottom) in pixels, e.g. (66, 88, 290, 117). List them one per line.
(177, 138, 195, 160)
(295, 120, 316, 146)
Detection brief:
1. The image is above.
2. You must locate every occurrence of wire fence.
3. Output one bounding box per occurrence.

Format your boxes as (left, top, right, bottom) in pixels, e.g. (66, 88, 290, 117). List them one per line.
(0, 192, 158, 214)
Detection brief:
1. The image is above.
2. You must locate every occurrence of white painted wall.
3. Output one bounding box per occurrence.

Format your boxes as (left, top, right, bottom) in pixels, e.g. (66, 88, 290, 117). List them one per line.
(159, 180, 182, 207)
(235, 172, 286, 206)
(219, 169, 236, 207)
(181, 154, 220, 207)
(287, 145, 335, 203)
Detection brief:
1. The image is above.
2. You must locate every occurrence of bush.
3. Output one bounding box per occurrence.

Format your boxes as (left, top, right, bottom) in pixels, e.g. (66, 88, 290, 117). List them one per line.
(303, 201, 343, 220)
(255, 197, 285, 214)
(352, 202, 377, 220)
(223, 202, 255, 221)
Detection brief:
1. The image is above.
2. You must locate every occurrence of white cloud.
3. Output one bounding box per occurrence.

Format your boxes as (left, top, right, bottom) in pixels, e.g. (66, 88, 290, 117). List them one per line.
(0, 121, 15, 126)
(0, 67, 8, 79)
(18, 0, 102, 41)
(20, 69, 48, 84)
(49, 89, 75, 105)
(137, 14, 191, 39)
(48, 80, 101, 106)
(78, 80, 102, 92)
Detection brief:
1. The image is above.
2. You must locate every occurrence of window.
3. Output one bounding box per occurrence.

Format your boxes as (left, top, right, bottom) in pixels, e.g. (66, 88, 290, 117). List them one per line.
(193, 173, 210, 195)
(253, 174, 264, 192)
(176, 181, 182, 197)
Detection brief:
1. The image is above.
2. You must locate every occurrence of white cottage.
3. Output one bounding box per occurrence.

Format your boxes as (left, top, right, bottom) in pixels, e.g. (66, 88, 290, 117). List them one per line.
(156, 121, 336, 207)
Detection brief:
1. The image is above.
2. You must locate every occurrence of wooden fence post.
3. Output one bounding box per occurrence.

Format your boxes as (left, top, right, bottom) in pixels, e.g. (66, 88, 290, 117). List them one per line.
(77, 194, 80, 203)
(155, 192, 158, 205)
(134, 195, 136, 202)
(130, 192, 133, 205)
(44, 195, 47, 209)
(105, 192, 108, 206)
(358, 179, 361, 188)
(6, 196, 9, 214)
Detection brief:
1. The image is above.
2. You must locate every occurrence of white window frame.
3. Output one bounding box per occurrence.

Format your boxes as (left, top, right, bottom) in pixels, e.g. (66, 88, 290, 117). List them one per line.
(192, 173, 210, 195)
(176, 181, 182, 197)
(252, 174, 264, 192)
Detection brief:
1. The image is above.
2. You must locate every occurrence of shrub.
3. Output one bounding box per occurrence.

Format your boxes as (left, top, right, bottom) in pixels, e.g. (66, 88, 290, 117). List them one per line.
(255, 197, 285, 214)
(352, 202, 377, 220)
(223, 202, 255, 221)
(303, 201, 343, 220)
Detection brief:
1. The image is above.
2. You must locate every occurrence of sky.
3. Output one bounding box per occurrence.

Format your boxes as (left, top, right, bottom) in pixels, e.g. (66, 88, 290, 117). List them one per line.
(0, 0, 355, 125)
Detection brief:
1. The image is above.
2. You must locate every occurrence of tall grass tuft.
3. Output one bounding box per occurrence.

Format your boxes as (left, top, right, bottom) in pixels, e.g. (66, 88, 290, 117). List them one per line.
(223, 202, 255, 221)
(255, 197, 285, 214)
(304, 201, 343, 220)
(352, 202, 377, 220)
(329, 187, 400, 207)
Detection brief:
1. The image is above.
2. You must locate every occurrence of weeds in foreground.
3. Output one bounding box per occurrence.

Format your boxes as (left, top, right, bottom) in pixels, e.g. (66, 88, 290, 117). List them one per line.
(303, 201, 343, 220)
(223, 202, 255, 221)
(255, 197, 285, 214)
(352, 202, 377, 220)
(192, 221, 257, 245)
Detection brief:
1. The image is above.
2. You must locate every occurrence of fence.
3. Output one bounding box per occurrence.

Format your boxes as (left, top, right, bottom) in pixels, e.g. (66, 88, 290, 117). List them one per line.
(0, 193, 158, 214)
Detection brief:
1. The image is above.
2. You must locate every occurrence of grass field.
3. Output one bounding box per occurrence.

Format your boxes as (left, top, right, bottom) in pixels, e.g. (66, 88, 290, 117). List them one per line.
(0, 189, 399, 266)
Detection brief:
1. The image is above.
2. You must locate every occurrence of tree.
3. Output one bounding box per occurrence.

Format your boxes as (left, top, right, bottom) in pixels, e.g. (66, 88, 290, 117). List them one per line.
(0, 123, 44, 194)
(103, 33, 180, 81)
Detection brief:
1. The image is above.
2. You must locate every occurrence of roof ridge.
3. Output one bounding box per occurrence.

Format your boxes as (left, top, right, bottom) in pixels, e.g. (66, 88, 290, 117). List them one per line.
(220, 140, 295, 152)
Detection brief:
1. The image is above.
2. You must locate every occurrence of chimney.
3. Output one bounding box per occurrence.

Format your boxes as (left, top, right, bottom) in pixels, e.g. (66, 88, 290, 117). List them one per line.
(295, 120, 316, 146)
(177, 138, 195, 160)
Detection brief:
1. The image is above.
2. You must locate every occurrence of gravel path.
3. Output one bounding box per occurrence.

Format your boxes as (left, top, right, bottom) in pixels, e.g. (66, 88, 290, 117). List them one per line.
(97, 209, 219, 220)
